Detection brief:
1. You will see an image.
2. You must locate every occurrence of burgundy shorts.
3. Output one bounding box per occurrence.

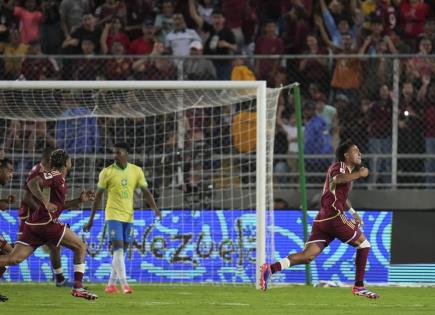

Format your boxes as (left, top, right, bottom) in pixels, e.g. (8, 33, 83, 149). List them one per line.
(17, 219, 67, 248)
(17, 218, 26, 236)
(306, 213, 362, 250)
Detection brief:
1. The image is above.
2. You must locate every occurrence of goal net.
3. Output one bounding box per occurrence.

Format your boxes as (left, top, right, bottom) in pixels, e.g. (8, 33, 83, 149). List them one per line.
(0, 81, 284, 286)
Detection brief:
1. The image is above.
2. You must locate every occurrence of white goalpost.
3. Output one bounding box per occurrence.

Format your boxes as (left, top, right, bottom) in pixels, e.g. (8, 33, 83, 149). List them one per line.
(0, 80, 282, 287)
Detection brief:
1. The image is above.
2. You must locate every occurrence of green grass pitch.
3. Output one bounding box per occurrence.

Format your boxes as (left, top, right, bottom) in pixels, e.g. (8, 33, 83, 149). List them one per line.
(1, 284, 435, 315)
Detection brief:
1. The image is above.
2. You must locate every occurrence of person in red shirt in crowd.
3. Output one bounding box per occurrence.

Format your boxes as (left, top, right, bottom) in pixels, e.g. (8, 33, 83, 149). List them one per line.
(74, 39, 102, 80)
(254, 20, 284, 83)
(400, 0, 432, 39)
(100, 16, 130, 54)
(105, 40, 132, 80)
(95, 0, 127, 26)
(129, 22, 155, 55)
(12, 0, 42, 44)
(20, 40, 58, 80)
(298, 34, 328, 87)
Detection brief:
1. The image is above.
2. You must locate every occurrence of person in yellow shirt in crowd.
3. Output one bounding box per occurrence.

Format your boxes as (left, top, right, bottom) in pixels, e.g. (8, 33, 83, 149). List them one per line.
(84, 142, 160, 294)
(0, 29, 28, 79)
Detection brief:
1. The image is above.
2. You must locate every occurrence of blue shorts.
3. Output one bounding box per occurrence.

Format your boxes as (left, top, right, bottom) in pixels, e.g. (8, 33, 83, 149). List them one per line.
(106, 220, 133, 244)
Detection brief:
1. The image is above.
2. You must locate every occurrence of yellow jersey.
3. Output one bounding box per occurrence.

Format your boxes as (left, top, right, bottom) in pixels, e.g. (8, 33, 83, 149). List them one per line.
(97, 162, 147, 223)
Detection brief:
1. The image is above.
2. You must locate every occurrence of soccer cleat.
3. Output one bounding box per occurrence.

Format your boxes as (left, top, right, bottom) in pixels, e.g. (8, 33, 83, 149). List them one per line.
(352, 286, 380, 299)
(260, 263, 272, 291)
(105, 285, 120, 294)
(71, 287, 98, 300)
(123, 285, 133, 294)
(56, 279, 73, 288)
(0, 294, 8, 302)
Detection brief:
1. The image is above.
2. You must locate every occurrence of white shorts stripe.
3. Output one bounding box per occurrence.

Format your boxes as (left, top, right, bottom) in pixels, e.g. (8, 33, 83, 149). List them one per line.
(56, 225, 67, 248)
(345, 231, 357, 244)
(15, 240, 31, 247)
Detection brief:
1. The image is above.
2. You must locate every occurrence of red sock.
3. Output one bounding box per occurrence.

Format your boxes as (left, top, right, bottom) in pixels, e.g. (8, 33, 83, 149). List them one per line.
(73, 272, 84, 289)
(270, 262, 282, 274)
(355, 248, 369, 287)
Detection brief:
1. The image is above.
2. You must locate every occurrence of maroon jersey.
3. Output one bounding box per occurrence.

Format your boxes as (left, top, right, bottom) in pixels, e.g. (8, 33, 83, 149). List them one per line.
(28, 170, 67, 224)
(318, 161, 352, 219)
(18, 163, 44, 219)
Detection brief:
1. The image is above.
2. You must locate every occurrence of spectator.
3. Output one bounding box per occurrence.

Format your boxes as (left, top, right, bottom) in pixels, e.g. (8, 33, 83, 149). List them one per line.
(398, 81, 424, 182)
(40, 0, 62, 54)
(358, 15, 398, 56)
(164, 13, 201, 56)
(275, 105, 298, 182)
(59, 0, 91, 37)
(0, 29, 28, 79)
(297, 34, 328, 87)
(144, 53, 177, 80)
(20, 40, 59, 80)
(62, 14, 101, 54)
(95, 0, 127, 26)
(0, 2, 13, 43)
(330, 32, 362, 104)
(318, 0, 357, 48)
(189, 4, 238, 79)
(56, 93, 100, 154)
(389, 26, 412, 54)
(221, 0, 247, 47)
(132, 40, 165, 79)
(281, 0, 312, 54)
(420, 18, 435, 48)
(334, 93, 359, 146)
(231, 58, 255, 81)
(183, 41, 217, 80)
(198, 0, 214, 25)
(124, 0, 155, 39)
(369, 0, 400, 35)
(254, 20, 284, 83)
(419, 78, 435, 186)
(100, 16, 130, 54)
(406, 37, 434, 82)
(105, 41, 132, 80)
(400, 0, 431, 40)
(303, 100, 333, 181)
(154, 0, 175, 40)
(129, 22, 155, 55)
(366, 84, 393, 184)
(74, 40, 102, 80)
(13, 0, 42, 44)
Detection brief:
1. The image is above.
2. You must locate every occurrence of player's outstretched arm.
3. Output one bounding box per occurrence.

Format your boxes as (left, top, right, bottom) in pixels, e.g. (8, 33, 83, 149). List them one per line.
(141, 187, 161, 219)
(334, 167, 369, 185)
(0, 195, 15, 211)
(64, 190, 95, 210)
(83, 190, 104, 232)
(27, 176, 57, 212)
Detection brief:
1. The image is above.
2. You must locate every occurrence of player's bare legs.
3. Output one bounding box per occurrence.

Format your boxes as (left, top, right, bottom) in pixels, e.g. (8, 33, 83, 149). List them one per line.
(0, 243, 35, 267)
(45, 243, 69, 287)
(260, 243, 323, 290)
(349, 234, 380, 299)
(0, 239, 15, 279)
(60, 228, 97, 300)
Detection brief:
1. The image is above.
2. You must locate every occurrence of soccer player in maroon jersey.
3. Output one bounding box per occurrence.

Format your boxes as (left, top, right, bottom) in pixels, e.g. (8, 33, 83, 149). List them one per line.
(0, 149, 98, 300)
(18, 147, 70, 287)
(0, 158, 15, 302)
(260, 142, 380, 299)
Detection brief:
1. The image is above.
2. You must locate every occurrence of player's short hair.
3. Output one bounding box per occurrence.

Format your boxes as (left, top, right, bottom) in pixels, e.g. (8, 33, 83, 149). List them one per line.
(336, 141, 355, 162)
(41, 146, 55, 163)
(50, 149, 69, 168)
(0, 158, 13, 169)
(114, 142, 130, 154)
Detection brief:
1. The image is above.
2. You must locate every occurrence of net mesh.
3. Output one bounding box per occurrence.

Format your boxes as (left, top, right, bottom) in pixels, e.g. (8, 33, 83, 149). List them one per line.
(0, 82, 283, 284)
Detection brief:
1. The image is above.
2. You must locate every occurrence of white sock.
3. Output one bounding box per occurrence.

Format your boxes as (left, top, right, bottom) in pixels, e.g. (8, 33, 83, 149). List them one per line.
(53, 268, 63, 275)
(279, 257, 291, 271)
(112, 249, 128, 287)
(108, 267, 117, 286)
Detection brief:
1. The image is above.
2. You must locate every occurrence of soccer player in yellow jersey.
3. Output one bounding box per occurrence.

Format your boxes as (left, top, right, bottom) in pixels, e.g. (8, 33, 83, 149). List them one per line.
(84, 143, 160, 294)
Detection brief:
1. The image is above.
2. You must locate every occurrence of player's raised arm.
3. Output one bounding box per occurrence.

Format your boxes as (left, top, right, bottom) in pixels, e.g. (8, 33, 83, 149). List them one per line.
(334, 167, 369, 184)
(64, 190, 95, 210)
(27, 175, 57, 212)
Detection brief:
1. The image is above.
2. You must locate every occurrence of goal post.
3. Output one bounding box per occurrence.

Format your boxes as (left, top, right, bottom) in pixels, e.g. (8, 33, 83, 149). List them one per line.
(0, 80, 285, 286)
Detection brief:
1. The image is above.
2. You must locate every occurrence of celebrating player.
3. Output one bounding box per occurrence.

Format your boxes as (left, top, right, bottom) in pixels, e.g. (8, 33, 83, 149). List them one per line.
(18, 147, 70, 287)
(0, 149, 98, 300)
(260, 141, 380, 299)
(0, 158, 14, 302)
(84, 142, 160, 294)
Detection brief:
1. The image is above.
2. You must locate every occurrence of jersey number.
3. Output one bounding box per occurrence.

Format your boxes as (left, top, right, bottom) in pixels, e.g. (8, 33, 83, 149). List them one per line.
(121, 190, 129, 199)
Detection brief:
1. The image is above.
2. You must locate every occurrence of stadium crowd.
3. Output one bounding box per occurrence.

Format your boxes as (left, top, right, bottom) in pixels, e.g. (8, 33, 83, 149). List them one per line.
(0, 0, 434, 185)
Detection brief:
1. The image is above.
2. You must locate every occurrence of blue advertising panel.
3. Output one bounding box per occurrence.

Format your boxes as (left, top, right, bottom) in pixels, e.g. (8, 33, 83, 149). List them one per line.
(0, 210, 391, 284)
